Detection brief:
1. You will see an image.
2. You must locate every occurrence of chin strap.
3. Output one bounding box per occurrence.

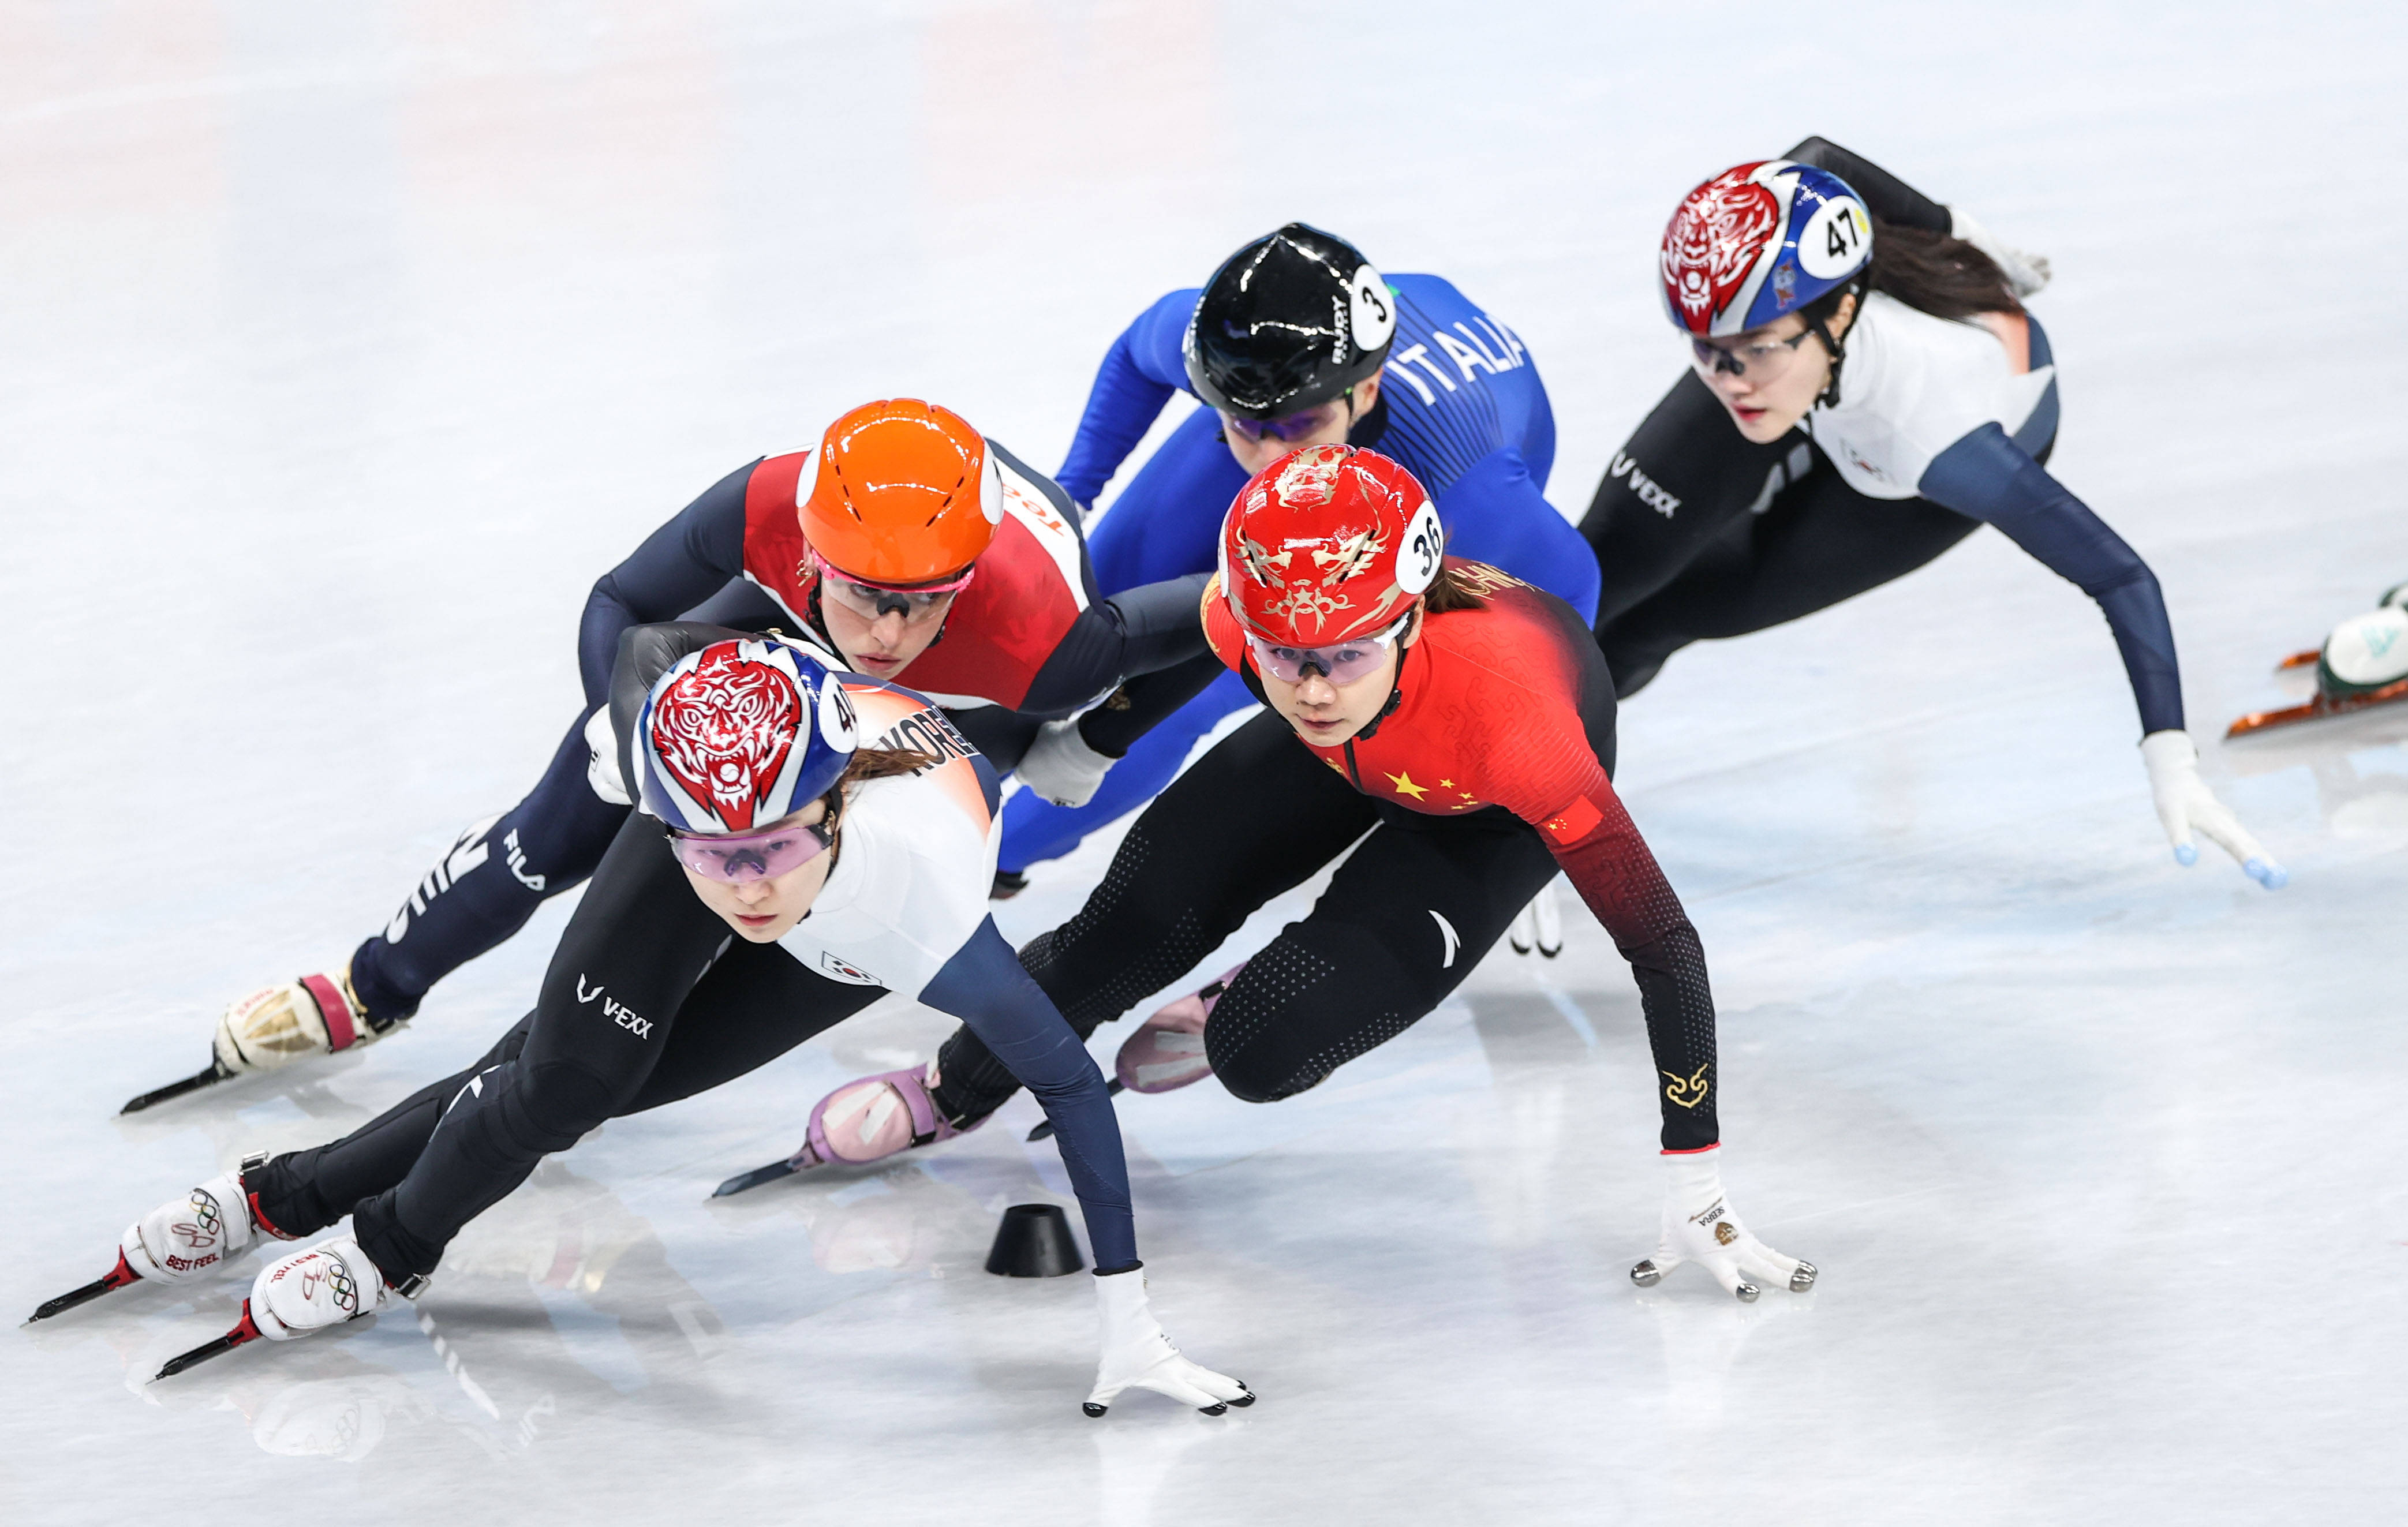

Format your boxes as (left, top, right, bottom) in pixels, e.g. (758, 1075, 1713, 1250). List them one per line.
(1805, 278, 1865, 410)
(1352, 668, 1410, 741)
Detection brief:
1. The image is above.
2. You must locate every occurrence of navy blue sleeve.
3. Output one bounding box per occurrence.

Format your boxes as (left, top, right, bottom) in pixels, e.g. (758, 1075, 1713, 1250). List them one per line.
(1019, 571, 1214, 718)
(1434, 448, 1601, 624)
(918, 916, 1137, 1270)
(1054, 289, 1201, 510)
(577, 461, 756, 708)
(1917, 423, 2183, 735)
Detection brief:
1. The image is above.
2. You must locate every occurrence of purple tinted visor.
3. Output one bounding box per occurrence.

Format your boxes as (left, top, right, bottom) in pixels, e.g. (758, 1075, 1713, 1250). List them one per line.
(668, 816, 835, 884)
(1224, 393, 1351, 444)
(1243, 614, 1409, 686)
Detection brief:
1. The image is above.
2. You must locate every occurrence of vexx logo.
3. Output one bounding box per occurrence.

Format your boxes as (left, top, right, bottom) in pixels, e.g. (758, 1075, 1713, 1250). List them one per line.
(576, 975, 654, 1038)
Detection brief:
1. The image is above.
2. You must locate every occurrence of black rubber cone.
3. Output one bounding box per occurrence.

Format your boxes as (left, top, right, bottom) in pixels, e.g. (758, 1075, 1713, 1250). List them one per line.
(984, 1203, 1085, 1278)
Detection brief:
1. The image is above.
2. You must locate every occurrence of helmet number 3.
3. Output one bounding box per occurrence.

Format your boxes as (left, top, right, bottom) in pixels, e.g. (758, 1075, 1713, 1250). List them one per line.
(1796, 196, 1869, 281)
(1349, 264, 1397, 352)
(1399, 499, 1445, 595)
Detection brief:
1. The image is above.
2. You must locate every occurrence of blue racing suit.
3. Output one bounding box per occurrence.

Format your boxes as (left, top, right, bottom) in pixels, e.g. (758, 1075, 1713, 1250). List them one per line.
(1001, 273, 1598, 874)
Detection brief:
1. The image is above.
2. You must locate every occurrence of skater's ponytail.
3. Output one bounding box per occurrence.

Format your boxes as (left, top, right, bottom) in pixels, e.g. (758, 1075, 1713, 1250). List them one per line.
(1807, 220, 2024, 328)
(837, 746, 941, 787)
(1420, 562, 1495, 615)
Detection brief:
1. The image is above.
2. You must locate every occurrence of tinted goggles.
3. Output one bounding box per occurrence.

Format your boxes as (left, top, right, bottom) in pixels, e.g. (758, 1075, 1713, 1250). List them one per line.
(810, 550, 975, 624)
(1243, 613, 1411, 686)
(668, 811, 836, 884)
(1222, 390, 1353, 445)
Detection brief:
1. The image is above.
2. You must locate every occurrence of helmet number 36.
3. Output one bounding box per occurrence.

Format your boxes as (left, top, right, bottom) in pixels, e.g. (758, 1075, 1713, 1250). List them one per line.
(1399, 499, 1445, 594)
(1796, 196, 1870, 281)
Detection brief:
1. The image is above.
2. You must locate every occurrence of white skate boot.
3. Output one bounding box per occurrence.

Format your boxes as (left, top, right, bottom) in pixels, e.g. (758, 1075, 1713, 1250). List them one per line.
(148, 1236, 421, 1381)
(27, 1157, 293, 1327)
(119, 1165, 278, 1285)
(250, 1237, 408, 1341)
(214, 961, 387, 1075)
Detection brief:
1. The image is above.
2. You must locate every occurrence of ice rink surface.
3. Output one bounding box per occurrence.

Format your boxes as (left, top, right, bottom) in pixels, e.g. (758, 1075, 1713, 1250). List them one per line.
(4, 1, 2405, 1521)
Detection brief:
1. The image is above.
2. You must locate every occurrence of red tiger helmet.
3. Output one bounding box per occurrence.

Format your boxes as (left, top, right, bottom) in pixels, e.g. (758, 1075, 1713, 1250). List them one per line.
(1217, 444, 1446, 647)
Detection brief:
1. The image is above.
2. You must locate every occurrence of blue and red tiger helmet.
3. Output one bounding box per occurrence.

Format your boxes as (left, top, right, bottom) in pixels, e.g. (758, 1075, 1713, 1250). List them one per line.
(637, 638, 857, 834)
(1660, 160, 1873, 338)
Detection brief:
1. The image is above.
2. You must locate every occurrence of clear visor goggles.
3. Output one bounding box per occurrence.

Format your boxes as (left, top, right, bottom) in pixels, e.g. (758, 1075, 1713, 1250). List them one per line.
(668, 809, 837, 884)
(810, 549, 975, 624)
(1687, 327, 1816, 381)
(1243, 612, 1412, 687)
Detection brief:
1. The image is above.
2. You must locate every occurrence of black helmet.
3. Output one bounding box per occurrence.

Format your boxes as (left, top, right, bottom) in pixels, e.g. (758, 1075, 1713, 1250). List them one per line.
(1184, 223, 1397, 420)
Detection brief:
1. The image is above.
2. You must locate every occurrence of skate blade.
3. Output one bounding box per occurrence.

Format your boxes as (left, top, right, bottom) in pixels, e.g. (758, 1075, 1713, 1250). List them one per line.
(24, 1252, 140, 1325)
(120, 1059, 235, 1115)
(2225, 676, 2408, 738)
(1026, 1079, 1124, 1142)
(152, 1303, 263, 1381)
(2275, 648, 2321, 671)
(711, 1158, 806, 1198)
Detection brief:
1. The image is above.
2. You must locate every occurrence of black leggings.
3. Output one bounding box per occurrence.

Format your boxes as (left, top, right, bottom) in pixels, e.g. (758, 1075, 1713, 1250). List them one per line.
(253, 816, 883, 1279)
(1580, 370, 2026, 697)
(930, 708, 1564, 1117)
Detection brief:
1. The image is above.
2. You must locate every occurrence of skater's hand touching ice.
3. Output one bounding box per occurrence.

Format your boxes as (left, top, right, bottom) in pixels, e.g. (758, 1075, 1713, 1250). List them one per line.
(1629, 1150, 1814, 1303)
(1085, 1267, 1255, 1417)
(2141, 730, 2286, 889)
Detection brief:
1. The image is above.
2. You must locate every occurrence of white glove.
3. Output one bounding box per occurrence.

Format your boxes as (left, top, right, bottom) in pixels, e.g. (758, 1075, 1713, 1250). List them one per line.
(1629, 1149, 1814, 1303)
(1017, 717, 1115, 809)
(121, 1171, 262, 1283)
(2140, 729, 2286, 888)
(1948, 206, 2051, 297)
(584, 704, 631, 806)
(1085, 1267, 1254, 1417)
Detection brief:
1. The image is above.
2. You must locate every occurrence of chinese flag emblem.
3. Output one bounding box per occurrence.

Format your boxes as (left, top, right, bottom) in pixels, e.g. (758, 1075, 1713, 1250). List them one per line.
(1540, 797, 1602, 844)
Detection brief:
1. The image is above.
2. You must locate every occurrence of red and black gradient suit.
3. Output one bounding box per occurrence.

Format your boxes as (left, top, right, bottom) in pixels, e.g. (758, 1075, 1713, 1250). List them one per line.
(927, 558, 1723, 1155)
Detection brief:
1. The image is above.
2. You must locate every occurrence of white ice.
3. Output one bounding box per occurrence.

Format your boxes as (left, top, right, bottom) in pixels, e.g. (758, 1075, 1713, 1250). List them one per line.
(3, 3, 2405, 1522)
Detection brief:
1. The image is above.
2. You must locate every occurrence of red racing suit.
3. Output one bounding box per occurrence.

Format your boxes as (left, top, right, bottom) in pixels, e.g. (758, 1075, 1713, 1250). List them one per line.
(579, 440, 1211, 737)
(1205, 559, 1722, 1149)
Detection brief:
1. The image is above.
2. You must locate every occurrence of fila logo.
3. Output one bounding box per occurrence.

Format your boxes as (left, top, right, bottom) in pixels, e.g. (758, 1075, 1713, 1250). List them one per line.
(503, 828, 546, 890)
(577, 975, 654, 1038)
(1609, 453, 1681, 518)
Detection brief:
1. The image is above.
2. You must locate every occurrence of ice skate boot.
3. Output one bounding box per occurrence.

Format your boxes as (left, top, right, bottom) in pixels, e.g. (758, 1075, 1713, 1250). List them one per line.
(215, 961, 394, 1075)
(152, 1237, 419, 1381)
(2229, 599, 2408, 738)
(27, 1158, 290, 1324)
(1508, 881, 1565, 957)
(711, 1064, 986, 1196)
(122, 961, 401, 1114)
(1115, 965, 1242, 1094)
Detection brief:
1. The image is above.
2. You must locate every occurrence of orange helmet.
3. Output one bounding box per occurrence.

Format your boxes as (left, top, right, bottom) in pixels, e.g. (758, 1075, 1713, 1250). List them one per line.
(799, 399, 1002, 586)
